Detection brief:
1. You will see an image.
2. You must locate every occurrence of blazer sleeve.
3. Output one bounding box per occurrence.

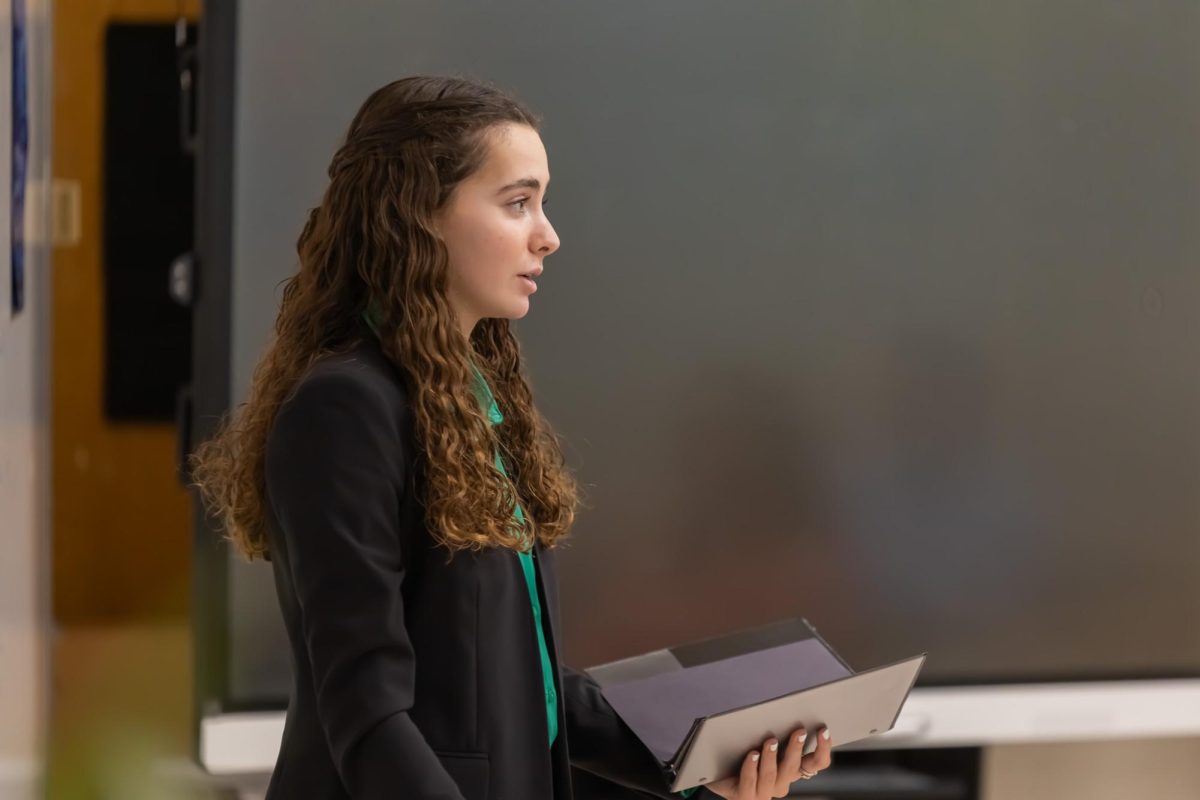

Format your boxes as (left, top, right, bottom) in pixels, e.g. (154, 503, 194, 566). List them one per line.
(561, 664, 717, 799)
(265, 370, 465, 800)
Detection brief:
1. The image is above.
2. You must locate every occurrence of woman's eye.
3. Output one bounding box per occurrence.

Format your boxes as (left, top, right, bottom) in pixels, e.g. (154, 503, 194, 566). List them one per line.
(512, 197, 550, 212)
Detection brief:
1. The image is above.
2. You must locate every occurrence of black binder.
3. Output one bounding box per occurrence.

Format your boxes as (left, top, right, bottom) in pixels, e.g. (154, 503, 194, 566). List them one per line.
(586, 618, 926, 793)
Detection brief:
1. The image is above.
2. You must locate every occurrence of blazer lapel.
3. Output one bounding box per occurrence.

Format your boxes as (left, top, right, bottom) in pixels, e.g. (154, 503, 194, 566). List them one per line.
(532, 541, 563, 671)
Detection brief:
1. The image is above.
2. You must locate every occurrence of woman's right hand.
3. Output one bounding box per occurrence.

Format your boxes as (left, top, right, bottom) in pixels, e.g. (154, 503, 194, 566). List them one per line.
(701, 724, 833, 799)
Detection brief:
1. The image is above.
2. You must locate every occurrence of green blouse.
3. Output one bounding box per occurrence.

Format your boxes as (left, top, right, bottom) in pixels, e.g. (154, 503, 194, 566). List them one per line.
(469, 364, 560, 747)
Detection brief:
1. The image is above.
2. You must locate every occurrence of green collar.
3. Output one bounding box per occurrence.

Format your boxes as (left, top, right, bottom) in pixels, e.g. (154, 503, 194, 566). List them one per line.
(362, 307, 501, 425)
(362, 305, 382, 338)
(471, 364, 505, 426)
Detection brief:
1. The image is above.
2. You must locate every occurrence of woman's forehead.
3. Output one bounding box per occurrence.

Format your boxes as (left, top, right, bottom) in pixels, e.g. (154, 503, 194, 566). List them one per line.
(476, 124, 550, 188)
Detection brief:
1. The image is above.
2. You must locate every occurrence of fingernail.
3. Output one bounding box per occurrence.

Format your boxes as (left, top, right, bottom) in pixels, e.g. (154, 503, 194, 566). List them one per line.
(797, 733, 807, 744)
(751, 752, 760, 762)
(822, 728, 831, 740)
(769, 742, 778, 752)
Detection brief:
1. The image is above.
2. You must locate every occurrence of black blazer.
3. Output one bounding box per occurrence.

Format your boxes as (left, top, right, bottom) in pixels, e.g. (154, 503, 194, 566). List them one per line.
(261, 337, 696, 800)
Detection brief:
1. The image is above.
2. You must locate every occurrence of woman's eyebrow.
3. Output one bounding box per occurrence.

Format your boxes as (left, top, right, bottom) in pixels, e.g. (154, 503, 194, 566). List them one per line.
(495, 177, 548, 195)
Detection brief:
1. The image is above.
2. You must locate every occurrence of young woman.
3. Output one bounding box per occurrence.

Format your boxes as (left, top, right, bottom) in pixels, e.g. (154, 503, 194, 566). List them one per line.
(191, 75, 831, 800)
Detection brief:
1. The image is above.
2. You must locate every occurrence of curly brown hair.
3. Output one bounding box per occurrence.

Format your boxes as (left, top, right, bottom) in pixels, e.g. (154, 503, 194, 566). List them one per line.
(189, 75, 579, 561)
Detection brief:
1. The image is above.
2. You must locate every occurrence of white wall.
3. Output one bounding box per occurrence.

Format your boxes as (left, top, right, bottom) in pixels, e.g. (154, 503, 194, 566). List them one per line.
(0, 0, 53, 797)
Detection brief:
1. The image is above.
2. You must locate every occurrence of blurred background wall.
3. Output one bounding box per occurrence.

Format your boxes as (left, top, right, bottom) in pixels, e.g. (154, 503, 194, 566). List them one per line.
(41, 1, 197, 797)
(0, 1, 52, 797)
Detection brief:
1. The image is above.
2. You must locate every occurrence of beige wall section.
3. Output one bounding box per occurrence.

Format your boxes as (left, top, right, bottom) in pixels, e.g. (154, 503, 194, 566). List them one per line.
(52, 0, 195, 623)
(0, 0, 54, 795)
(983, 737, 1200, 800)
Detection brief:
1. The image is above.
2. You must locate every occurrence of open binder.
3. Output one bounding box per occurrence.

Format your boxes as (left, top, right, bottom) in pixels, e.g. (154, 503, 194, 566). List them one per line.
(586, 618, 926, 793)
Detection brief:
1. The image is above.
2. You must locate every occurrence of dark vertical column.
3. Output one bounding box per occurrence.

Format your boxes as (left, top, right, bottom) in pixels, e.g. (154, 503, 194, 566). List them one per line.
(189, 0, 237, 758)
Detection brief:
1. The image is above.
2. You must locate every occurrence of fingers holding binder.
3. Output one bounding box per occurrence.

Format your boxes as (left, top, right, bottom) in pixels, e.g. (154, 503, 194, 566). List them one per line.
(703, 725, 832, 798)
(777, 727, 810, 787)
(697, 741, 765, 799)
(799, 726, 833, 778)
(778, 725, 831, 790)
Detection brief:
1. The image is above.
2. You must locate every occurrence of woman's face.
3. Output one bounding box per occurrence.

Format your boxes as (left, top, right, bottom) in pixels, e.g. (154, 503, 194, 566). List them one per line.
(434, 123, 560, 338)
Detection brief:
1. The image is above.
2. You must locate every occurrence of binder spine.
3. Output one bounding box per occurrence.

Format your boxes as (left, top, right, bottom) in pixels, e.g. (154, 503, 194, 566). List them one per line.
(668, 716, 707, 778)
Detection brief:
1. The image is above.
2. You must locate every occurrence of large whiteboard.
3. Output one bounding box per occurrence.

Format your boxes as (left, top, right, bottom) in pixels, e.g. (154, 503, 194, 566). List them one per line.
(208, 0, 1200, 710)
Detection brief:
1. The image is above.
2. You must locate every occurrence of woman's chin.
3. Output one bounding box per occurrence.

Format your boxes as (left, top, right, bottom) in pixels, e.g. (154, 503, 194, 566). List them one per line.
(501, 299, 531, 320)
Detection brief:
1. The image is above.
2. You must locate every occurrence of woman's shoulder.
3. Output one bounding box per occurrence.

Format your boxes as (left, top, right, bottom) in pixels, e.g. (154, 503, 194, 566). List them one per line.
(279, 339, 413, 427)
(262, 340, 414, 541)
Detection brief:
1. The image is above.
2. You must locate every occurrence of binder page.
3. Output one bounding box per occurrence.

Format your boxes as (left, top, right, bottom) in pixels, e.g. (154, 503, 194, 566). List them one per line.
(601, 638, 852, 762)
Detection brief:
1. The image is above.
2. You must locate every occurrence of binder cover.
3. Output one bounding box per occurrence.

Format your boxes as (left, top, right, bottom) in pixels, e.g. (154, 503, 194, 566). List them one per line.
(586, 618, 925, 792)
